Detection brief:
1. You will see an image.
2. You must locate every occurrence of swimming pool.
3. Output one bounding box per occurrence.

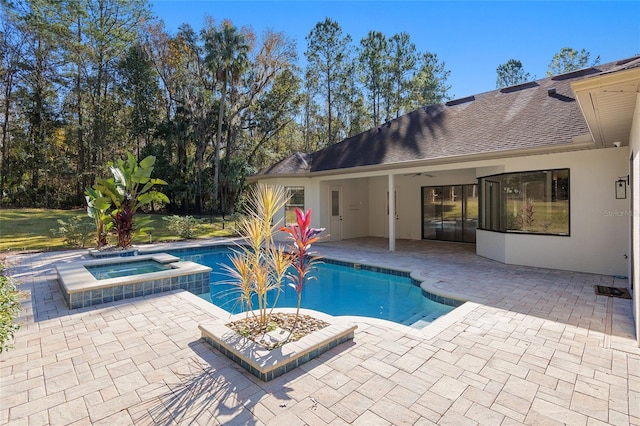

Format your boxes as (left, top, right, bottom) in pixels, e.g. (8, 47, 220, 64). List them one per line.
(170, 246, 454, 327)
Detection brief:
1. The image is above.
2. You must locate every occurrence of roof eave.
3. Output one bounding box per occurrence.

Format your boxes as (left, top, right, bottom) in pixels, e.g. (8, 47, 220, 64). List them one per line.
(246, 170, 312, 183)
(302, 136, 597, 178)
(571, 67, 640, 148)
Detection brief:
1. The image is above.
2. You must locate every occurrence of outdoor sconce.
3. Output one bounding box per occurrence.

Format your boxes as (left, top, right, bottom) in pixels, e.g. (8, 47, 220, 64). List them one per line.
(616, 175, 629, 199)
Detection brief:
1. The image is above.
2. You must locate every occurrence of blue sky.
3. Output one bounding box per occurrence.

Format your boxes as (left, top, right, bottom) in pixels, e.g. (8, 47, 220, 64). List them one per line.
(150, 1, 640, 99)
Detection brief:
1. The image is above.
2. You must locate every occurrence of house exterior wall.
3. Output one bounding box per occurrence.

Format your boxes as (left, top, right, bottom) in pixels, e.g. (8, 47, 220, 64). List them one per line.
(359, 149, 627, 276)
(368, 170, 479, 239)
(476, 148, 629, 276)
(368, 176, 387, 238)
(257, 147, 629, 277)
(261, 178, 322, 241)
(629, 93, 640, 343)
(319, 178, 370, 239)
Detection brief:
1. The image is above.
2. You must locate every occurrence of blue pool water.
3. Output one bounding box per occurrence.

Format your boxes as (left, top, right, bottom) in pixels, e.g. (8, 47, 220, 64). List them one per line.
(171, 247, 454, 326)
(86, 260, 170, 280)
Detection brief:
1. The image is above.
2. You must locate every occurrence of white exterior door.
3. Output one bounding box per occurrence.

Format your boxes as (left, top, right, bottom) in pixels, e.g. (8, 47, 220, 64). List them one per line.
(329, 187, 343, 241)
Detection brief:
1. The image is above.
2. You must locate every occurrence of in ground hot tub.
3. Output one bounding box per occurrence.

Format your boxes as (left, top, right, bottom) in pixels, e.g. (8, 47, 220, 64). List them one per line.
(86, 259, 171, 280)
(56, 253, 211, 309)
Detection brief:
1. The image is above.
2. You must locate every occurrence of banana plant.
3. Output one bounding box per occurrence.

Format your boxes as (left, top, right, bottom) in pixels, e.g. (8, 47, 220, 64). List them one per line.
(84, 187, 113, 248)
(92, 153, 169, 248)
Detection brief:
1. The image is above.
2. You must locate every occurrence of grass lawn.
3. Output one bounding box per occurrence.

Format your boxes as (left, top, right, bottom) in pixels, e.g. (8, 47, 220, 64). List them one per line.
(0, 208, 238, 252)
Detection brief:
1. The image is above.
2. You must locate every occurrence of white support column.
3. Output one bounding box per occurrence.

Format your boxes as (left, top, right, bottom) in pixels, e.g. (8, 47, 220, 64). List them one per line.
(388, 173, 396, 252)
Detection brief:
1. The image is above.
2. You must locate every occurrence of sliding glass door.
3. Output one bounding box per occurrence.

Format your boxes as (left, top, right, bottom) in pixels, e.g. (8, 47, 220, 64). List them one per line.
(422, 184, 478, 243)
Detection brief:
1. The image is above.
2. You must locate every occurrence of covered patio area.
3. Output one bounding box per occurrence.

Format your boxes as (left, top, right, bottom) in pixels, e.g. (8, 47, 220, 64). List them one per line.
(1, 238, 638, 424)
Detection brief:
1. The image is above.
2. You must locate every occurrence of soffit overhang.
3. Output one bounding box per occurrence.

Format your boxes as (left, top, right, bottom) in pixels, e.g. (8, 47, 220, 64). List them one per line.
(572, 67, 640, 148)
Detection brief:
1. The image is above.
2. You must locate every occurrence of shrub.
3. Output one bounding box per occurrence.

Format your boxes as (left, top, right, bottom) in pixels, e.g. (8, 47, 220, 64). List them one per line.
(50, 216, 93, 247)
(0, 263, 24, 353)
(162, 215, 204, 239)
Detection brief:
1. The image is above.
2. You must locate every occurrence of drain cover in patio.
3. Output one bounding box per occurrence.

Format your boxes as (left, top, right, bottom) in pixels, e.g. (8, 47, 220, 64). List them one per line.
(594, 285, 632, 299)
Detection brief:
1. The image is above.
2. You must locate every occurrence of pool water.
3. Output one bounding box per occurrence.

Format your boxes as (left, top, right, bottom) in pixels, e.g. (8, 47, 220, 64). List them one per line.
(173, 247, 454, 327)
(86, 260, 170, 280)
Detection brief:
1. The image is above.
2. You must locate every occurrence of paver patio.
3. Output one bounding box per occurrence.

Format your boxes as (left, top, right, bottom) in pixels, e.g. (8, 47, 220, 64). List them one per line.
(1, 237, 639, 425)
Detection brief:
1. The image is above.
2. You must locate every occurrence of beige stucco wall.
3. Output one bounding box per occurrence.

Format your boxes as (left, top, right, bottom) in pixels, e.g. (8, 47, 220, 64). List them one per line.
(318, 178, 370, 239)
(257, 177, 322, 241)
(331, 148, 630, 276)
(367, 169, 479, 239)
(257, 146, 629, 277)
(474, 148, 629, 276)
(629, 93, 640, 343)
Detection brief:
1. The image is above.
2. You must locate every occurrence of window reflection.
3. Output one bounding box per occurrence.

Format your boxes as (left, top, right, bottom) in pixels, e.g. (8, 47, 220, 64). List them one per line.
(285, 187, 304, 225)
(422, 184, 478, 243)
(479, 169, 569, 235)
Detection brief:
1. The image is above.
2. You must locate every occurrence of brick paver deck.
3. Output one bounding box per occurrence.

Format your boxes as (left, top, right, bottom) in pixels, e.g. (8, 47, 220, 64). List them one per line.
(1, 238, 638, 425)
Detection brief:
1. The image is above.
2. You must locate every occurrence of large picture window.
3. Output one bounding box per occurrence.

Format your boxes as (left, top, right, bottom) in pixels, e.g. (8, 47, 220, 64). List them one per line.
(479, 169, 569, 236)
(285, 186, 304, 225)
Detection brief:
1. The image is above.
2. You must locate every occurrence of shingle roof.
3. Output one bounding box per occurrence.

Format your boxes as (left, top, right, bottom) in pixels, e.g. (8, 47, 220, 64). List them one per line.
(254, 152, 312, 176)
(256, 56, 639, 177)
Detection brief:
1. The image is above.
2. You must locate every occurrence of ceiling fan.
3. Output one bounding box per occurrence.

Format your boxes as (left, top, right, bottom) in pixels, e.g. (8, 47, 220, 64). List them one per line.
(403, 172, 435, 177)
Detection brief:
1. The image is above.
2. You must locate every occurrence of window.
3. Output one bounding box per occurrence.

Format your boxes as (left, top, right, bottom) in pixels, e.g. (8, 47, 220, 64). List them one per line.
(479, 169, 569, 235)
(285, 187, 304, 225)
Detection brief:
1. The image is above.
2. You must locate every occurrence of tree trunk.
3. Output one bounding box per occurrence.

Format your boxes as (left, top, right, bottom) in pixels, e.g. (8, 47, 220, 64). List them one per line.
(326, 66, 332, 145)
(75, 19, 85, 203)
(213, 77, 227, 213)
(0, 72, 14, 206)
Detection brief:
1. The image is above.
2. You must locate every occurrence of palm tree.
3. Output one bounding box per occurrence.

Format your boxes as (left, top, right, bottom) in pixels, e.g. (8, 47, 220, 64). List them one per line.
(204, 20, 250, 213)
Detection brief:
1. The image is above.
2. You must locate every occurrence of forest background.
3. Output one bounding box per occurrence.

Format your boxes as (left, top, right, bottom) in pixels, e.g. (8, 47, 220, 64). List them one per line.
(0, 0, 634, 216)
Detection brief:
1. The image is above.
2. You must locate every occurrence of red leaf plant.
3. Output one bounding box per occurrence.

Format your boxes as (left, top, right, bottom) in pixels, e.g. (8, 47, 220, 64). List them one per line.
(280, 208, 325, 330)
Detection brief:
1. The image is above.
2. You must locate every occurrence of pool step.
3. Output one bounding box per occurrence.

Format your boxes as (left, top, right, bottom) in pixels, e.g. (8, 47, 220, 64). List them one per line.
(403, 311, 442, 329)
(402, 311, 425, 325)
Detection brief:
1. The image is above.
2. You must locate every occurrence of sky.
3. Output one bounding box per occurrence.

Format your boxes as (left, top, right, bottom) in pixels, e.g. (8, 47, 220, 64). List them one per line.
(149, 1, 640, 99)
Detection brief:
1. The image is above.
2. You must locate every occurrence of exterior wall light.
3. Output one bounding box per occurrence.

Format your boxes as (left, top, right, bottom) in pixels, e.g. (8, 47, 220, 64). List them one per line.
(616, 175, 629, 199)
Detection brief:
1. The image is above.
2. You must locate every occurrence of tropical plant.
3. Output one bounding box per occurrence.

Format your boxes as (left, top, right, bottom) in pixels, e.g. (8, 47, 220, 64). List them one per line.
(222, 184, 290, 328)
(0, 262, 24, 353)
(280, 207, 325, 329)
(85, 187, 113, 248)
(92, 153, 169, 248)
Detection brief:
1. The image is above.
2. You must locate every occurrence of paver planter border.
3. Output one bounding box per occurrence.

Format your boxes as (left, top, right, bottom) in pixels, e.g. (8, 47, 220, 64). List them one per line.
(199, 310, 357, 381)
